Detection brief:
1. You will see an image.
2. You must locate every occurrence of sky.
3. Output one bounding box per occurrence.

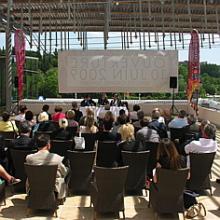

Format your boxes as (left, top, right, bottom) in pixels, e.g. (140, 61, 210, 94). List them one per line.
(1, 32, 220, 65)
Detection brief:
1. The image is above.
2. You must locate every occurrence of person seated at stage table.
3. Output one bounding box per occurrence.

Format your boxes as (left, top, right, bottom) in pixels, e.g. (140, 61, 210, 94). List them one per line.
(129, 104, 141, 122)
(148, 110, 168, 139)
(168, 110, 189, 129)
(52, 106, 66, 122)
(110, 93, 123, 107)
(80, 95, 96, 107)
(15, 105, 27, 123)
(53, 118, 73, 140)
(0, 111, 18, 133)
(10, 121, 36, 150)
(98, 93, 109, 106)
(71, 102, 83, 122)
(80, 115, 98, 134)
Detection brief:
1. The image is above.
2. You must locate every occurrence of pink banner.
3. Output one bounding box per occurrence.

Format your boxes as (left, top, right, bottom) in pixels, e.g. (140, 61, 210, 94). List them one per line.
(187, 29, 200, 114)
(15, 29, 25, 100)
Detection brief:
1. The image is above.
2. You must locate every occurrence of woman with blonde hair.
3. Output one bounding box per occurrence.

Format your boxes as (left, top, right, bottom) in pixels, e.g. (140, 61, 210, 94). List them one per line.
(53, 118, 72, 140)
(80, 115, 98, 134)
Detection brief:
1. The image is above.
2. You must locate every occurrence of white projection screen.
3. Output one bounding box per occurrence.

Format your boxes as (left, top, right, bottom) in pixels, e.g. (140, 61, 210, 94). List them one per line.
(58, 50, 178, 93)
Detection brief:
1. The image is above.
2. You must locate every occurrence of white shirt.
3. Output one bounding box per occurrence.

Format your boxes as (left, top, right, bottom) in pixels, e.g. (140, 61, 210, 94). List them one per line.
(15, 113, 26, 122)
(185, 138, 218, 154)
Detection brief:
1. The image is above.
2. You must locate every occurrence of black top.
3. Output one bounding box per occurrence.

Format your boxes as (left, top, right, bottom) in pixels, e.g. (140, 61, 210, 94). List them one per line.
(158, 155, 186, 170)
(96, 131, 119, 142)
(118, 140, 141, 152)
(53, 128, 72, 140)
(98, 98, 109, 106)
(80, 99, 96, 107)
(72, 109, 83, 122)
(11, 135, 36, 150)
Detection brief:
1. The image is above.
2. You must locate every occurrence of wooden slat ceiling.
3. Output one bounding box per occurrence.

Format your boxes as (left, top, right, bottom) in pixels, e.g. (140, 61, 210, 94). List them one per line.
(0, 0, 220, 34)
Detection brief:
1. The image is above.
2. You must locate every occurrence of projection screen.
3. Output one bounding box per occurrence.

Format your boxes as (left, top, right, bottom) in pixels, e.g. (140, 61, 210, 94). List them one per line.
(58, 50, 178, 93)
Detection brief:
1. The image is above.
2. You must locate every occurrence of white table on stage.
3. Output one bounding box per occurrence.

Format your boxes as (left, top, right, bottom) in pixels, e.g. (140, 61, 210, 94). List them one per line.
(79, 106, 128, 119)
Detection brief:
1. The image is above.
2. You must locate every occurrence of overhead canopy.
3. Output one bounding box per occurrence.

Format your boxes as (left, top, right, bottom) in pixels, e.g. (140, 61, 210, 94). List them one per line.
(0, 0, 220, 34)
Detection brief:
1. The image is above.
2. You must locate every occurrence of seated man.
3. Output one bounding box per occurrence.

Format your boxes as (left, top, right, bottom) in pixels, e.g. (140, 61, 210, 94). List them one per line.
(10, 121, 36, 150)
(26, 134, 68, 199)
(168, 110, 189, 128)
(98, 93, 109, 106)
(80, 95, 96, 107)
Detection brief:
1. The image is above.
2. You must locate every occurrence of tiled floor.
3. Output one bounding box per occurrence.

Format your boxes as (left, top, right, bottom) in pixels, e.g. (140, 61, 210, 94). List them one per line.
(0, 133, 220, 220)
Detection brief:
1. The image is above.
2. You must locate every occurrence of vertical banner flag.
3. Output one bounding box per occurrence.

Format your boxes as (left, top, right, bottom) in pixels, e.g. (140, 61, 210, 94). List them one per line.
(187, 29, 200, 114)
(15, 29, 26, 100)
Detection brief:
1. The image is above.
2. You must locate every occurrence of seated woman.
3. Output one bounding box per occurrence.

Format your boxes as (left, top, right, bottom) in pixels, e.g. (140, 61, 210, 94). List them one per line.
(80, 115, 98, 134)
(25, 110, 36, 128)
(51, 106, 66, 122)
(153, 138, 186, 183)
(118, 123, 139, 152)
(0, 111, 18, 133)
(53, 118, 73, 140)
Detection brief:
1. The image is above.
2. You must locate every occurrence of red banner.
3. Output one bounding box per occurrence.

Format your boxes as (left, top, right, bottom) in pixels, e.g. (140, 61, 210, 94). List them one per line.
(187, 29, 200, 114)
(15, 29, 26, 100)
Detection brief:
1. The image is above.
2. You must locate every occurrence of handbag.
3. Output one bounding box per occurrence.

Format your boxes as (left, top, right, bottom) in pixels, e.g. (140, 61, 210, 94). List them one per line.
(185, 203, 206, 219)
(74, 135, 85, 150)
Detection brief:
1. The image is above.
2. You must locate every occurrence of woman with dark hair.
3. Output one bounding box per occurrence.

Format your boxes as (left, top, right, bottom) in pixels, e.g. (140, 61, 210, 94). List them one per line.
(52, 106, 66, 122)
(25, 110, 36, 127)
(0, 112, 18, 132)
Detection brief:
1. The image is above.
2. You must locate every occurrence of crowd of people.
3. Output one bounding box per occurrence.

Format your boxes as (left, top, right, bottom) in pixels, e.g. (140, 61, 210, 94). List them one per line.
(0, 98, 219, 208)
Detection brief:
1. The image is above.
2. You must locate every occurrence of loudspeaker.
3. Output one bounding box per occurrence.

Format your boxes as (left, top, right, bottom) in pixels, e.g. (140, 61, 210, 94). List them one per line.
(14, 76, 18, 88)
(170, 76, 177, 89)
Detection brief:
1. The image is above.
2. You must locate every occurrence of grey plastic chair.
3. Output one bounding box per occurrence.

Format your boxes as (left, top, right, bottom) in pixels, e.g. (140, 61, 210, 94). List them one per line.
(90, 166, 129, 219)
(67, 150, 96, 194)
(149, 168, 189, 218)
(24, 163, 58, 216)
(186, 152, 216, 195)
(121, 151, 149, 194)
(10, 149, 37, 192)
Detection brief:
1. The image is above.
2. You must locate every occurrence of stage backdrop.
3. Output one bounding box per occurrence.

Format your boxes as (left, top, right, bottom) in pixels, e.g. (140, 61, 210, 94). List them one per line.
(58, 50, 178, 93)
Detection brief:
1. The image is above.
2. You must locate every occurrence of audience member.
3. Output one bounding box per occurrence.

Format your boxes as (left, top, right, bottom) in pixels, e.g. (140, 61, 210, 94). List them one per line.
(25, 110, 36, 128)
(168, 110, 189, 128)
(110, 93, 122, 107)
(53, 118, 73, 140)
(148, 110, 168, 139)
(26, 134, 68, 199)
(66, 110, 79, 128)
(71, 102, 83, 122)
(136, 116, 160, 147)
(80, 115, 98, 134)
(15, 105, 27, 122)
(98, 104, 111, 120)
(42, 104, 52, 121)
(80, 95, 96, 107)
(153, 108, 165, 124)
(184, 123, 217, 155)
(98, 93, 109, 106)
(187, 114, 200, 133)
(112, 109, 128, 135)
(79, 108, 95, 126)
(0, 111, 18, 133)
(129, 104, 141, 121)
(36, 112, 57, 133)
(133, 110, 145, 131)
(52, 106, 66, 122)
(10, 121, 36, 150)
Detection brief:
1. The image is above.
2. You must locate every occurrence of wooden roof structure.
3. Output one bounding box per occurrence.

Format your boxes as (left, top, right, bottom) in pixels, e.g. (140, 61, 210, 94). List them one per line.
(0, 0, 220, 34)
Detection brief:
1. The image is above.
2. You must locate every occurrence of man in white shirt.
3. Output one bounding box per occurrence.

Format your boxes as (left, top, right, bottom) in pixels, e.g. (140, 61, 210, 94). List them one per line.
(184, 123, 218, 154)
(168, 110, 189, 128)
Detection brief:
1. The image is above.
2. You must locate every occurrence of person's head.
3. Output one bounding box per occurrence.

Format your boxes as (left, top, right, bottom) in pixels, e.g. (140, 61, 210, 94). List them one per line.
(178, 110, 187, 118)
(54, 105, 63, 113)
(113, 93, 119, 100)
(19, 105, 27, 114)
(103, 119, 113, 131)
(157, 138, 181, 170)
(133, 104, 140, 112)
(59, 118, 68, 129)
(137, 110, 145, 121)
(119, 123, 135, 141)
(66, 110, 75, 120)
(19, 121, 31, 134)
(119, 109, 126, 116)
(71, 101, 78, 109)
(2, 111, 10, 122)
(85, 115, 95, 128)
(202, 123, 216, 139)
(151, 110, 160, 120)
(86, 108, 94, 117)
(84, 95, 89, 100)
(25, 110, 34, 121)
(140, 116, 150, 127)
(38, 112, 49, 122)
(36, 134, 51, 150)
(42, 104, 49, 112)
(104, 111, 115, 122)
